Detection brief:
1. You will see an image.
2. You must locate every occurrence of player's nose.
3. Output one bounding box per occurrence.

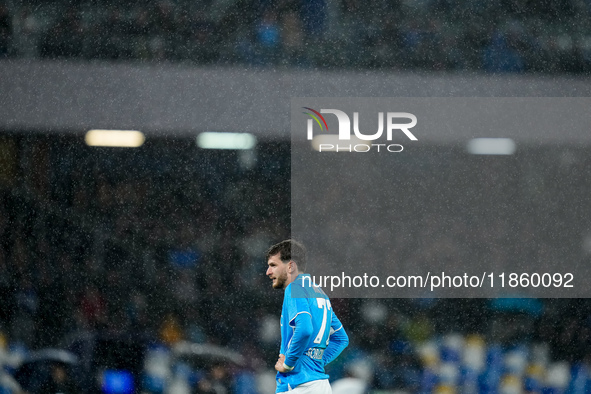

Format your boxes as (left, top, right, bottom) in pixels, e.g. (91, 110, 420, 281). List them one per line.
(266, 266, 272, 276)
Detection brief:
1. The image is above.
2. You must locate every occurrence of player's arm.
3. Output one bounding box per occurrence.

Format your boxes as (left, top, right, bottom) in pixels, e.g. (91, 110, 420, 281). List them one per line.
(282, 312, 314, 370)
(322, 312, 349, 365)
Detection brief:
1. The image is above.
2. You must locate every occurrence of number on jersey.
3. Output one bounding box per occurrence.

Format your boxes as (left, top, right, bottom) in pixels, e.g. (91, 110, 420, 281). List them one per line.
(314, 298, 332, 345)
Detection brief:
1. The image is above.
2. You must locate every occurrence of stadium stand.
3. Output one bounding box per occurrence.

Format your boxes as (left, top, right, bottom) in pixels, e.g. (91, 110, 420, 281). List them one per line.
(0, 0, 591, 72)
(1, 134, 591, 392)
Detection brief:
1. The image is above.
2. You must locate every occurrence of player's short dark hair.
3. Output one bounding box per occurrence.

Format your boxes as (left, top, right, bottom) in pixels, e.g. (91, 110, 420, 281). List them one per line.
(265, 239, 307, 272)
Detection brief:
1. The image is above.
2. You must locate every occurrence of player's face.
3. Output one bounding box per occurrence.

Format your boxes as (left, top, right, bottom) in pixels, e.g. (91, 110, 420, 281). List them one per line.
(266, 253, 289, 289)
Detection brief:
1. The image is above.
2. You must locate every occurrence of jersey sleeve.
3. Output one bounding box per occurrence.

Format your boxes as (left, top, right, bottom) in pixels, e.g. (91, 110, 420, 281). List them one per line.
(284, 312, 314, 368)
(322, 310, 349, 365)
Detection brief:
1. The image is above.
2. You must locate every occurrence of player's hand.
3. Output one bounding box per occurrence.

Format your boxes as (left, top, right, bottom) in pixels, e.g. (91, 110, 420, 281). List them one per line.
(275, 354, 293, 373)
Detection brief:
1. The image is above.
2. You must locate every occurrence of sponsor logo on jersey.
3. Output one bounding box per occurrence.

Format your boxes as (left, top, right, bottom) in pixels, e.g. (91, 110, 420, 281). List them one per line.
(305, 347, 325, 360)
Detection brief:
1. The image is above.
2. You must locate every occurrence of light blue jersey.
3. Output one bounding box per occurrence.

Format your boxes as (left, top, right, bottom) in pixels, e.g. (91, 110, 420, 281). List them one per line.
(276, 274, 348, 393)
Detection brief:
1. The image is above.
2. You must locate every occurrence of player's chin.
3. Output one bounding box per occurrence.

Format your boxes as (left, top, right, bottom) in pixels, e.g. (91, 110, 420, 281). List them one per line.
(272, 279, 283, 289)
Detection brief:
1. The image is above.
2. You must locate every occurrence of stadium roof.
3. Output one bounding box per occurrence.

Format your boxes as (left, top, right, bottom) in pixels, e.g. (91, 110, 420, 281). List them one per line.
(1, 60, 591, 143)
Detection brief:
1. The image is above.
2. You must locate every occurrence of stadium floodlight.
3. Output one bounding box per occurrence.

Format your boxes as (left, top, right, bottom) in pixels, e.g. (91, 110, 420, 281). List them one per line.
(196, 132, 257, 150)
(310, 134, 365, 152)
(85, 129, 145, 148)
(466, 138, 516, 155)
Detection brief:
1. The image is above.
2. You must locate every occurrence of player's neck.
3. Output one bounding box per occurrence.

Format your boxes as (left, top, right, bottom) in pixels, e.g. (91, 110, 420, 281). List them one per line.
(284, 268, 302, 288)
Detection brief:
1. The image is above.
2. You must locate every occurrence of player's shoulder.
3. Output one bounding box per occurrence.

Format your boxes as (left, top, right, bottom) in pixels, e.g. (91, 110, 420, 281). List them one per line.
(291, 274, 328, 299)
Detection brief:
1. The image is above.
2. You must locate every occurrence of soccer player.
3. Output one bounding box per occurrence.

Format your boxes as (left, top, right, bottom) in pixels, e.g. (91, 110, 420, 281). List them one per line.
(265, 240, 349, 393)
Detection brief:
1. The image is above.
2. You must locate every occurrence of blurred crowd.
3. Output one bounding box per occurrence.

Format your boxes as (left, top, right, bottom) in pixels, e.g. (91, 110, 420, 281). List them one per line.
(1, 0, 591, 72)
(0, 135, 293, 392)
(2, 135, 591, 392)
(0, 136, 290, 350)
